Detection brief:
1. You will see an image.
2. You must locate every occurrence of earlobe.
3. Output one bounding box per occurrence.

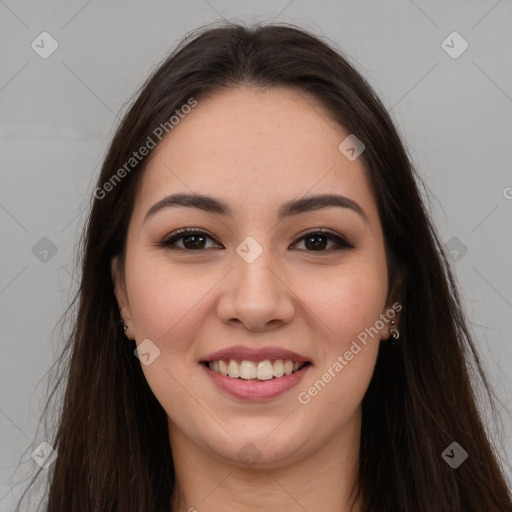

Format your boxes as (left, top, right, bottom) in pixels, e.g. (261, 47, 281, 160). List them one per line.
(380, 269, 404, 341)
(380, 274, 403, 342)
(111, 256, 135, 339)
(379, 300, 402, 342)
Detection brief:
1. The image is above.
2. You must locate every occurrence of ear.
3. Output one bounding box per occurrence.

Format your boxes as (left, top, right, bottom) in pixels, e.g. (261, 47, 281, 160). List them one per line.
(111, 256, 135, 339)
(379, 272, 403, 341)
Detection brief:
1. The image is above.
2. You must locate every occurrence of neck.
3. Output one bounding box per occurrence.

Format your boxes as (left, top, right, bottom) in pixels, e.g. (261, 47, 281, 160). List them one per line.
(169, 411, 363, 512)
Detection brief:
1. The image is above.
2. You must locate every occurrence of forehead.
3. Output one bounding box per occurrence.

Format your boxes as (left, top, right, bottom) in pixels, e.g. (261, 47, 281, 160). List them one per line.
(133, 86, 379, 225)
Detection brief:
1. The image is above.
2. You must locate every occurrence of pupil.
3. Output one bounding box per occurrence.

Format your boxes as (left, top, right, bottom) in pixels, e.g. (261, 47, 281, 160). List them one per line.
(305, 235, 327, 250)
(184, 235, 205, 249)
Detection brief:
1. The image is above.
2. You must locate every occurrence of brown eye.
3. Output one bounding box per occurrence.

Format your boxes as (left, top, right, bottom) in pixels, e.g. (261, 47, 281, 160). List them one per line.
(159, 229, 222, 251)
(181, 233, 207, 249)
(293, 229, 354, 252)
(159, 228, 353, 252)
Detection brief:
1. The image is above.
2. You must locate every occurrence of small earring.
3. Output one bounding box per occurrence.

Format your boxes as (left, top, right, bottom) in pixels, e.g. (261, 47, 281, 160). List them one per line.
(120, 319, 128, 332)
(389, 320, 400, 342)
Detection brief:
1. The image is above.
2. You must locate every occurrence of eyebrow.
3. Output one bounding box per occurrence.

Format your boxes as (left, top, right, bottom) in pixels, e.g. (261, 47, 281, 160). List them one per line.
(144, 192, 368, 223)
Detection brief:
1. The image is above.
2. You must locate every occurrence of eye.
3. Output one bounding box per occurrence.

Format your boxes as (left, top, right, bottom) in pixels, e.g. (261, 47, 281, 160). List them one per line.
(158, 227, 354, 252)
(292, 229, 354, 252)
(158, 228, 223, 251)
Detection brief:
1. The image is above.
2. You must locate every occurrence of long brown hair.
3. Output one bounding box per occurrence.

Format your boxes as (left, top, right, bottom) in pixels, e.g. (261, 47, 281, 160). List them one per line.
(15, 22, 511, 511)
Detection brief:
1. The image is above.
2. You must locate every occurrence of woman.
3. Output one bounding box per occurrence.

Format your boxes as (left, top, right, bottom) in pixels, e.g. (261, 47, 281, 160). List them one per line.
(17, 22, 511, 511)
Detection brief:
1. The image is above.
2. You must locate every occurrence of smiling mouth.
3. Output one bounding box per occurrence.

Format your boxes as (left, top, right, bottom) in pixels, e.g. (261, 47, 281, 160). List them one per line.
(202, 359, 311, 381)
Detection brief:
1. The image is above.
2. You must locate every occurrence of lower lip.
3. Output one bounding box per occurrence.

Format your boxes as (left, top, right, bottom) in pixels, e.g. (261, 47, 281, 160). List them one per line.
(202, 363, 311, 401)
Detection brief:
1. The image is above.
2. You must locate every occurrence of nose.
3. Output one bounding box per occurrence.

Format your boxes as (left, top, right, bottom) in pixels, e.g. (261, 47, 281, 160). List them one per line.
(216, 250, 296, 332)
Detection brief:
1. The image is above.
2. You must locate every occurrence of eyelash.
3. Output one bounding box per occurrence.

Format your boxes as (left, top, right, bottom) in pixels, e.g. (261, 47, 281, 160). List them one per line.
(158, 227, 354, 252)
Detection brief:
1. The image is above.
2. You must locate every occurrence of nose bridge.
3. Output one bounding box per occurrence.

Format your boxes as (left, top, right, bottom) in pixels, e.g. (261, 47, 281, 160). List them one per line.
(237, 249, 275, 291)
(234, 239, 281, 302)
(217, 236, 295, 329)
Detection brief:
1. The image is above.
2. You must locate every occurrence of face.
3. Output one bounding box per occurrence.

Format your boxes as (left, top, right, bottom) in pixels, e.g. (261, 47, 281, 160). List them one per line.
(113, 86, 400, 468)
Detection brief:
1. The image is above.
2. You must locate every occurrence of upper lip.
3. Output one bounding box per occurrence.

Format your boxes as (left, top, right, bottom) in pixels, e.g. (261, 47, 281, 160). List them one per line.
(201, 345, 311, 363)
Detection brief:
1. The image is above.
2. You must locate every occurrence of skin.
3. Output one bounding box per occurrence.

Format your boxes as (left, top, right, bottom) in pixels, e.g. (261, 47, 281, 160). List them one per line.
(112, 86, 401, 512)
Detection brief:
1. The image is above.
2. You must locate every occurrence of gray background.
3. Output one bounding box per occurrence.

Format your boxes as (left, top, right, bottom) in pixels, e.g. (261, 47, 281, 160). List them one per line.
(1, 0, 511, 508)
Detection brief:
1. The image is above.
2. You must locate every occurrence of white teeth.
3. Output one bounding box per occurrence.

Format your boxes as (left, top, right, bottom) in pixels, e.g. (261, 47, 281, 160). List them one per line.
(219, 359, 228, 376)
(239, 361, 257, 379)
(273, 359, 284, 378)
(227, 360, 240, 378)
(207, 358, 306, 380)
(256, 360, 274, 380)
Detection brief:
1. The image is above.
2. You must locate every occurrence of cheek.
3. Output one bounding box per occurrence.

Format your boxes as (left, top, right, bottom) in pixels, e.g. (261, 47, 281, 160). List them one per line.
(296, 279, 384, 423)
(294, 259, 387, 414)
(124, 253, 211, 353)
(295, 258, 388, 346)
(123, 254, 214, 423)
